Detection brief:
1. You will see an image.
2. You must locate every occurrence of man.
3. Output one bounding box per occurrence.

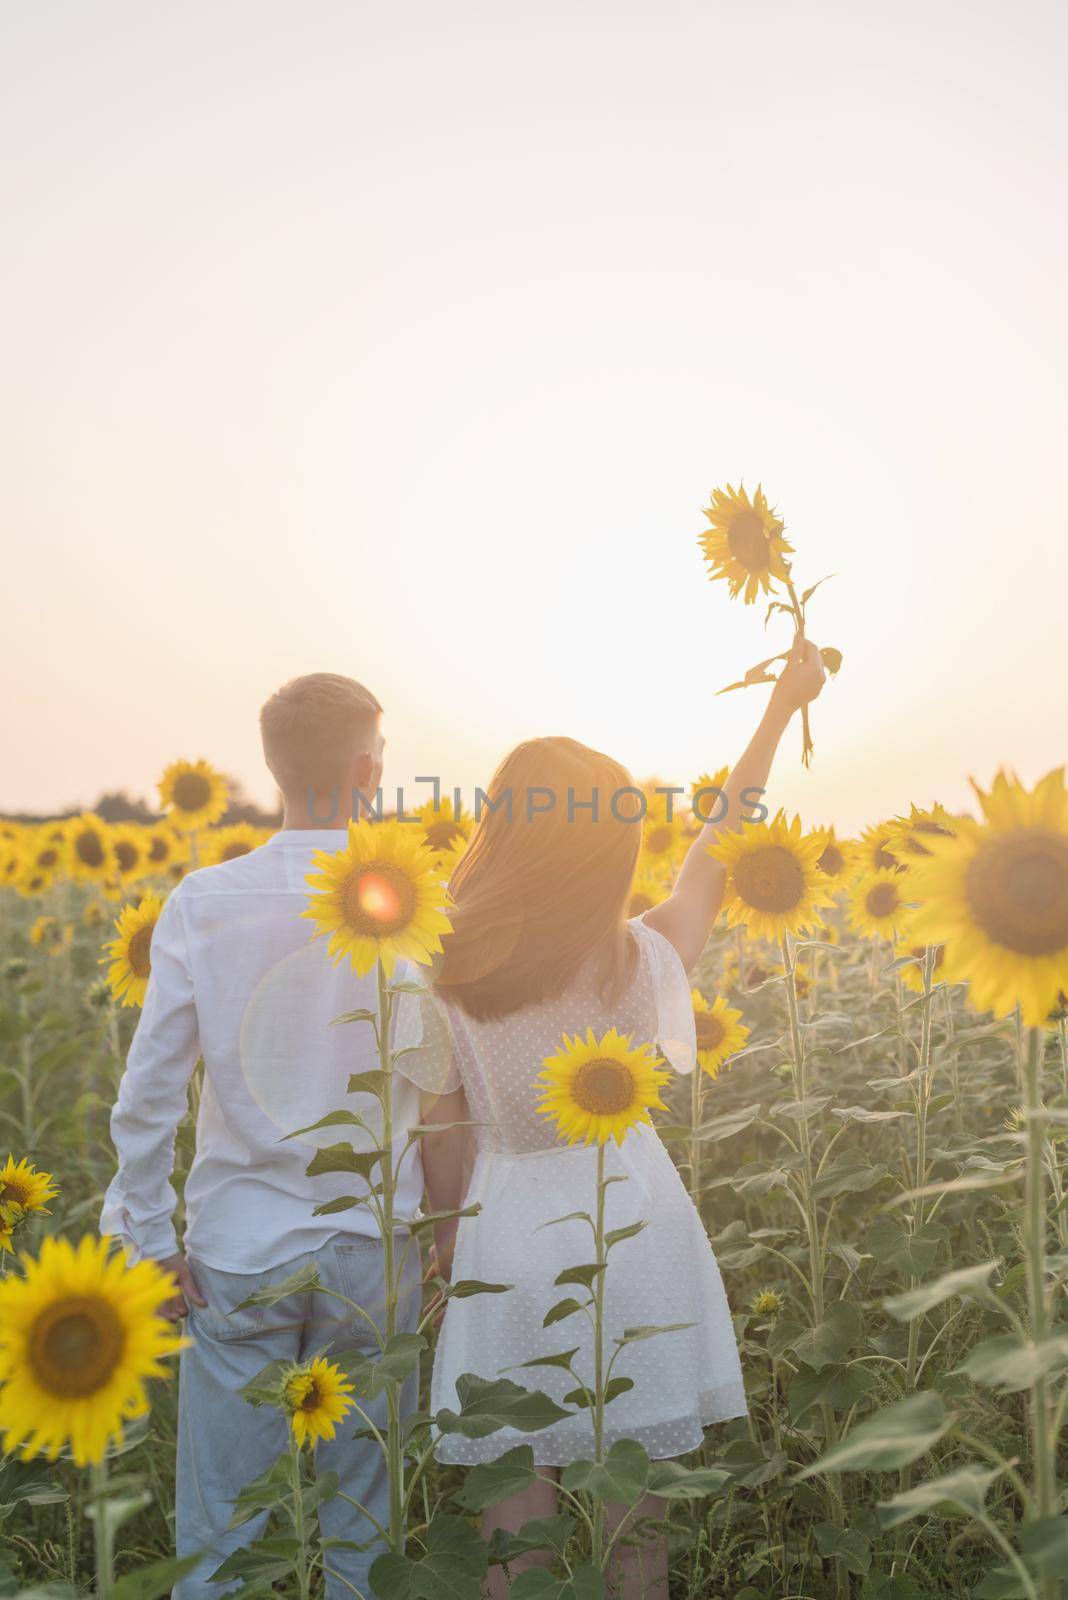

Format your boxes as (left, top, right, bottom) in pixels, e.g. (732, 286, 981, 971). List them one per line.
(101, 673, 438, 1599)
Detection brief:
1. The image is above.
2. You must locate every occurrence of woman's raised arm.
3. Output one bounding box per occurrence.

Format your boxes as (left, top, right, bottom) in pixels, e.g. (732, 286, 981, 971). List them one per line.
(644, 637, 826, 971)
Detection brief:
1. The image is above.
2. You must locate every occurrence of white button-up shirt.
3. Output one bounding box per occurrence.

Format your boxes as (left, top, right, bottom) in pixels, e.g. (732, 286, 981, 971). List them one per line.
(100, 830, 433, 1274)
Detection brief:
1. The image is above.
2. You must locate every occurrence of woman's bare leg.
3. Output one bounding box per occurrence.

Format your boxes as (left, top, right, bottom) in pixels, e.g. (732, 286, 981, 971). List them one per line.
(481, 1469, 560, 1599)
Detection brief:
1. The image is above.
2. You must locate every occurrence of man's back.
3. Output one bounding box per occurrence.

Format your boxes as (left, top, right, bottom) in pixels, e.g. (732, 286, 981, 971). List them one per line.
(102, 828, 425, 1273)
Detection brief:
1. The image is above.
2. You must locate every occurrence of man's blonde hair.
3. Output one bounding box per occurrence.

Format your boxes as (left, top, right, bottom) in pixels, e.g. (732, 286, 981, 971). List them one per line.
(259, 673, 382, 793)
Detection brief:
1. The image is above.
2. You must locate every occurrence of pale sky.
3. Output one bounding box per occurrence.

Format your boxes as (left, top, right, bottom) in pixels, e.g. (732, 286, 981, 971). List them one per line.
(2, 1, 1066, 832)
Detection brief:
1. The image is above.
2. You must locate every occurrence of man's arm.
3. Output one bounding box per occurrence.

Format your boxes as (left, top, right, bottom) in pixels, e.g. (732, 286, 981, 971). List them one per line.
(100, 886, 207, 1320)
(644, 637, 827, 971)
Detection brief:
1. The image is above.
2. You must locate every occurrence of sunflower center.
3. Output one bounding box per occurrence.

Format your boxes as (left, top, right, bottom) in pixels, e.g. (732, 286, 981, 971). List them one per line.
(75, 831, 105, 868)
(726, 509, 771, 573)
(966, 831, 1068, 956)
(172, 773, 212, 812)
(115, 841, 138, 873)
(221, 842, 251, 861)
(818, 844, 844, 876)
(695, 1012, 726, 1051)
(37, 848, 59, 870)
(29, 1295, 125, 1399)
(0, 1181, 30, 1207)
(424, 820, 462, 852)
(873, 844, 897, 870)
(733, 845, 805, 913)
(645, 825, 675, 855)
(866, 882, 900, 918)
(148, 837, 169, 862)
(339, 864, 418, 938)
(298, 1380, 322, 1413)
(571, 1058, 636, 1116)
(127, 925, 154, 978)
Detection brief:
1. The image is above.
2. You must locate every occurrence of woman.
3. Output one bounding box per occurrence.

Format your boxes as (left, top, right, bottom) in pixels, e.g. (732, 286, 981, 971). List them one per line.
(421, 641, 825, 1597)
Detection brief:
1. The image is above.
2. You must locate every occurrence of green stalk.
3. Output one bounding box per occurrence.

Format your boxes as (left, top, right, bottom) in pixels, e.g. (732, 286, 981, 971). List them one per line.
(591, 1141, 608, 1569)
(89, 1459, 115, 1599)
(289, 1434, 311, 1600)
(1021, 1028, 1056, 1538)
(376, 962, 404, 1554)
(897, 946, 937, 1530)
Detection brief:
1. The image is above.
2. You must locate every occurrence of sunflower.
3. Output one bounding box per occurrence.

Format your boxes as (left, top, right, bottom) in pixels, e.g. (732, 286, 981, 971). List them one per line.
(813, 827, 859, 882)
(691, 990, 750, 1079)
(14, 865, 53, 899)
(709, 812, 833, 942)
(908, 768, 1068, 1027)
(65, 813, 115, 884)
(628, 864, 669, 919)
(0, 1156, 58, 1233)
(414, 797, 474, 864)
(689, 768, 730, 828)
(142, 823, 186, 875)
(157, 759, 229, 832)
(0, 1234, 183, 1466)
(201, 822, 268, 867)
(103, 892, 164, 1008)
(641, 799, 685, 871)
(304, 819, 452, 978)
(0, 843, 20, 887)
(698, 482, 794, 604)
(283, 1356, 355, 1449)
(27, 831, 65, 879)
(894, 940, 947, 996)
(856, 821, 900, 876)
(888, 803, 957, 867)
(82, 899, 106, 928)
(537, 1027, 670, 1147)
(110, 824, 150, 884)
(847, 870, 913, 943)
(28, 916, 71, 957)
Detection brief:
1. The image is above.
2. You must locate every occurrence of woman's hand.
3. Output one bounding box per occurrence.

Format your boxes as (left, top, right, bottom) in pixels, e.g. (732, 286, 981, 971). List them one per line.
(770, 636, 826, 717)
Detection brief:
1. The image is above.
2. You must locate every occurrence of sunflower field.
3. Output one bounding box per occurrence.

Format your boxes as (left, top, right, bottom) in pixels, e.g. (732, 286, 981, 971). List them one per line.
(1, 747, 1068, 1600)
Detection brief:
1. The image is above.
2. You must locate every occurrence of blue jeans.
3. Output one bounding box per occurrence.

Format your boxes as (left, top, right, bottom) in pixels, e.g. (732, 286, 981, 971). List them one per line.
(173, 1235, 420, 1600)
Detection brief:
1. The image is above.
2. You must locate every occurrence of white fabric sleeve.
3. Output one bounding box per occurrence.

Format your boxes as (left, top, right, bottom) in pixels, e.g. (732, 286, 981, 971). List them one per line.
(391, 985, 462, 1097)
(100, 887, 201, 1261)
(629, 916, 697, 1076)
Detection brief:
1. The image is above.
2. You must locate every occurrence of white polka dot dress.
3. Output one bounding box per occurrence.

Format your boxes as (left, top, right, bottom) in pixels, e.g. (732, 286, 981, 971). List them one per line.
(428, 918, 747, 1466)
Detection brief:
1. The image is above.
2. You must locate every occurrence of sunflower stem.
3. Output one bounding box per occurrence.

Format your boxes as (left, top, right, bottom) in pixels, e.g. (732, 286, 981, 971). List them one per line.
(591, 1139, 608, 1570)
(89, 1458, 115, 1599)
(1021, 1024, 1056, 1587)
(289, 1433, 311, 1600)
(376, 960, 405, 1555)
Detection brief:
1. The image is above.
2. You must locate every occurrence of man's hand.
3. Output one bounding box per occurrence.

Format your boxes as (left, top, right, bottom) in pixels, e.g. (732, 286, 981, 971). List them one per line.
(771, 635, 826, 715)
(158, 1252, 208, 1322)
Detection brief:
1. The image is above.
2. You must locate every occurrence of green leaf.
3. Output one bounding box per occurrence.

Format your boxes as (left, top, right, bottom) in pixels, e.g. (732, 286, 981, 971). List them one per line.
(446, 1279, 513, 1299)
(332, 1008, 378, 1026)
(789, 1362, 876, 1418)
(227, 1453, 293, 1529)
(513, 1348, 580, 1373)
(956, 1331, 1068, 1393)
(453, 1446, 539, 1511)
(605, 1220, 646, 1249)
(369, 1513, 488, 1600)
(562, 1439, 650, 1506)
(813, 1523, 871, 1576)
(797, 1393, 952, 1478)
(615, 1323, 694, 1346)
(564, 1376, 634, 1408)
(790, 1301, 863, 1373)
(645, 1461, 731, 1500)
(812, 1156, 888, 1200)
(831, 1105, 907, 1124)
(435, 1374, 573, 1439)
(304, 1142, 384, 1179)
(347, 1068, 390, 1094)
(554, 1264, 605, 1290)
(407, 1203, 482, 1234)
(488, 1514, 576, 1563)
(283, 1108, 371, 1140)
(884, 1261, 999, 1321)
(877, 1465, 1000, 1528)
(866, 1215, 946, 1277)
(108, 1557, 204, 1600)
(312, 1193, 369, 1216)
(211, 1536, 301, 1586)
(1019, 1515, 1068, 1578)
(238, 1358, 289, 1409)
(233, 1260, 321, 1310)
(543, 1297, 585, 1327)
(510, 1566, 604, 1600)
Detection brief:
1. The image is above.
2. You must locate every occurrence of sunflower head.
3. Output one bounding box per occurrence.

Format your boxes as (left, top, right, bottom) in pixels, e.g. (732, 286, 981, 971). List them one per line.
(282, 1355, 355, 1449)
(847, 870, 913, 944)
(709, 812, 833, 943)
(691, 990, 750, 1080)
(689, 768, 730, 827)
(813, 827, 859, 882)
(65, 814, 116, 884)
(0, 1234, 183, 1465)
(908, 768, 1068, 1027)
(201, 822, 268, 867)
(857, 821, 901, 876)
(414, 797, 474, 864)
(698, 482, 794, 604)
(751, 1288, 784, 1317)
(537, 1027, 670, 1147)
(889, 804, 956, 867)
(103, 892, 165, 1008)
(304, 819, 452, 978)
(0, 1157, 58, 1233)
(157, 759, 229, 833)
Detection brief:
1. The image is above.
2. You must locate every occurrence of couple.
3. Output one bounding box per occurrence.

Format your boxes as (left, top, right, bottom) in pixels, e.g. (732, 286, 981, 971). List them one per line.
(102, 653, 824, 1599)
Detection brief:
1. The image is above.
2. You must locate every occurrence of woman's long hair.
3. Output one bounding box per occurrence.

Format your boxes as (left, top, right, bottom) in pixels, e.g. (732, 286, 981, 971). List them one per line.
(434, 736, 643, 1021)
